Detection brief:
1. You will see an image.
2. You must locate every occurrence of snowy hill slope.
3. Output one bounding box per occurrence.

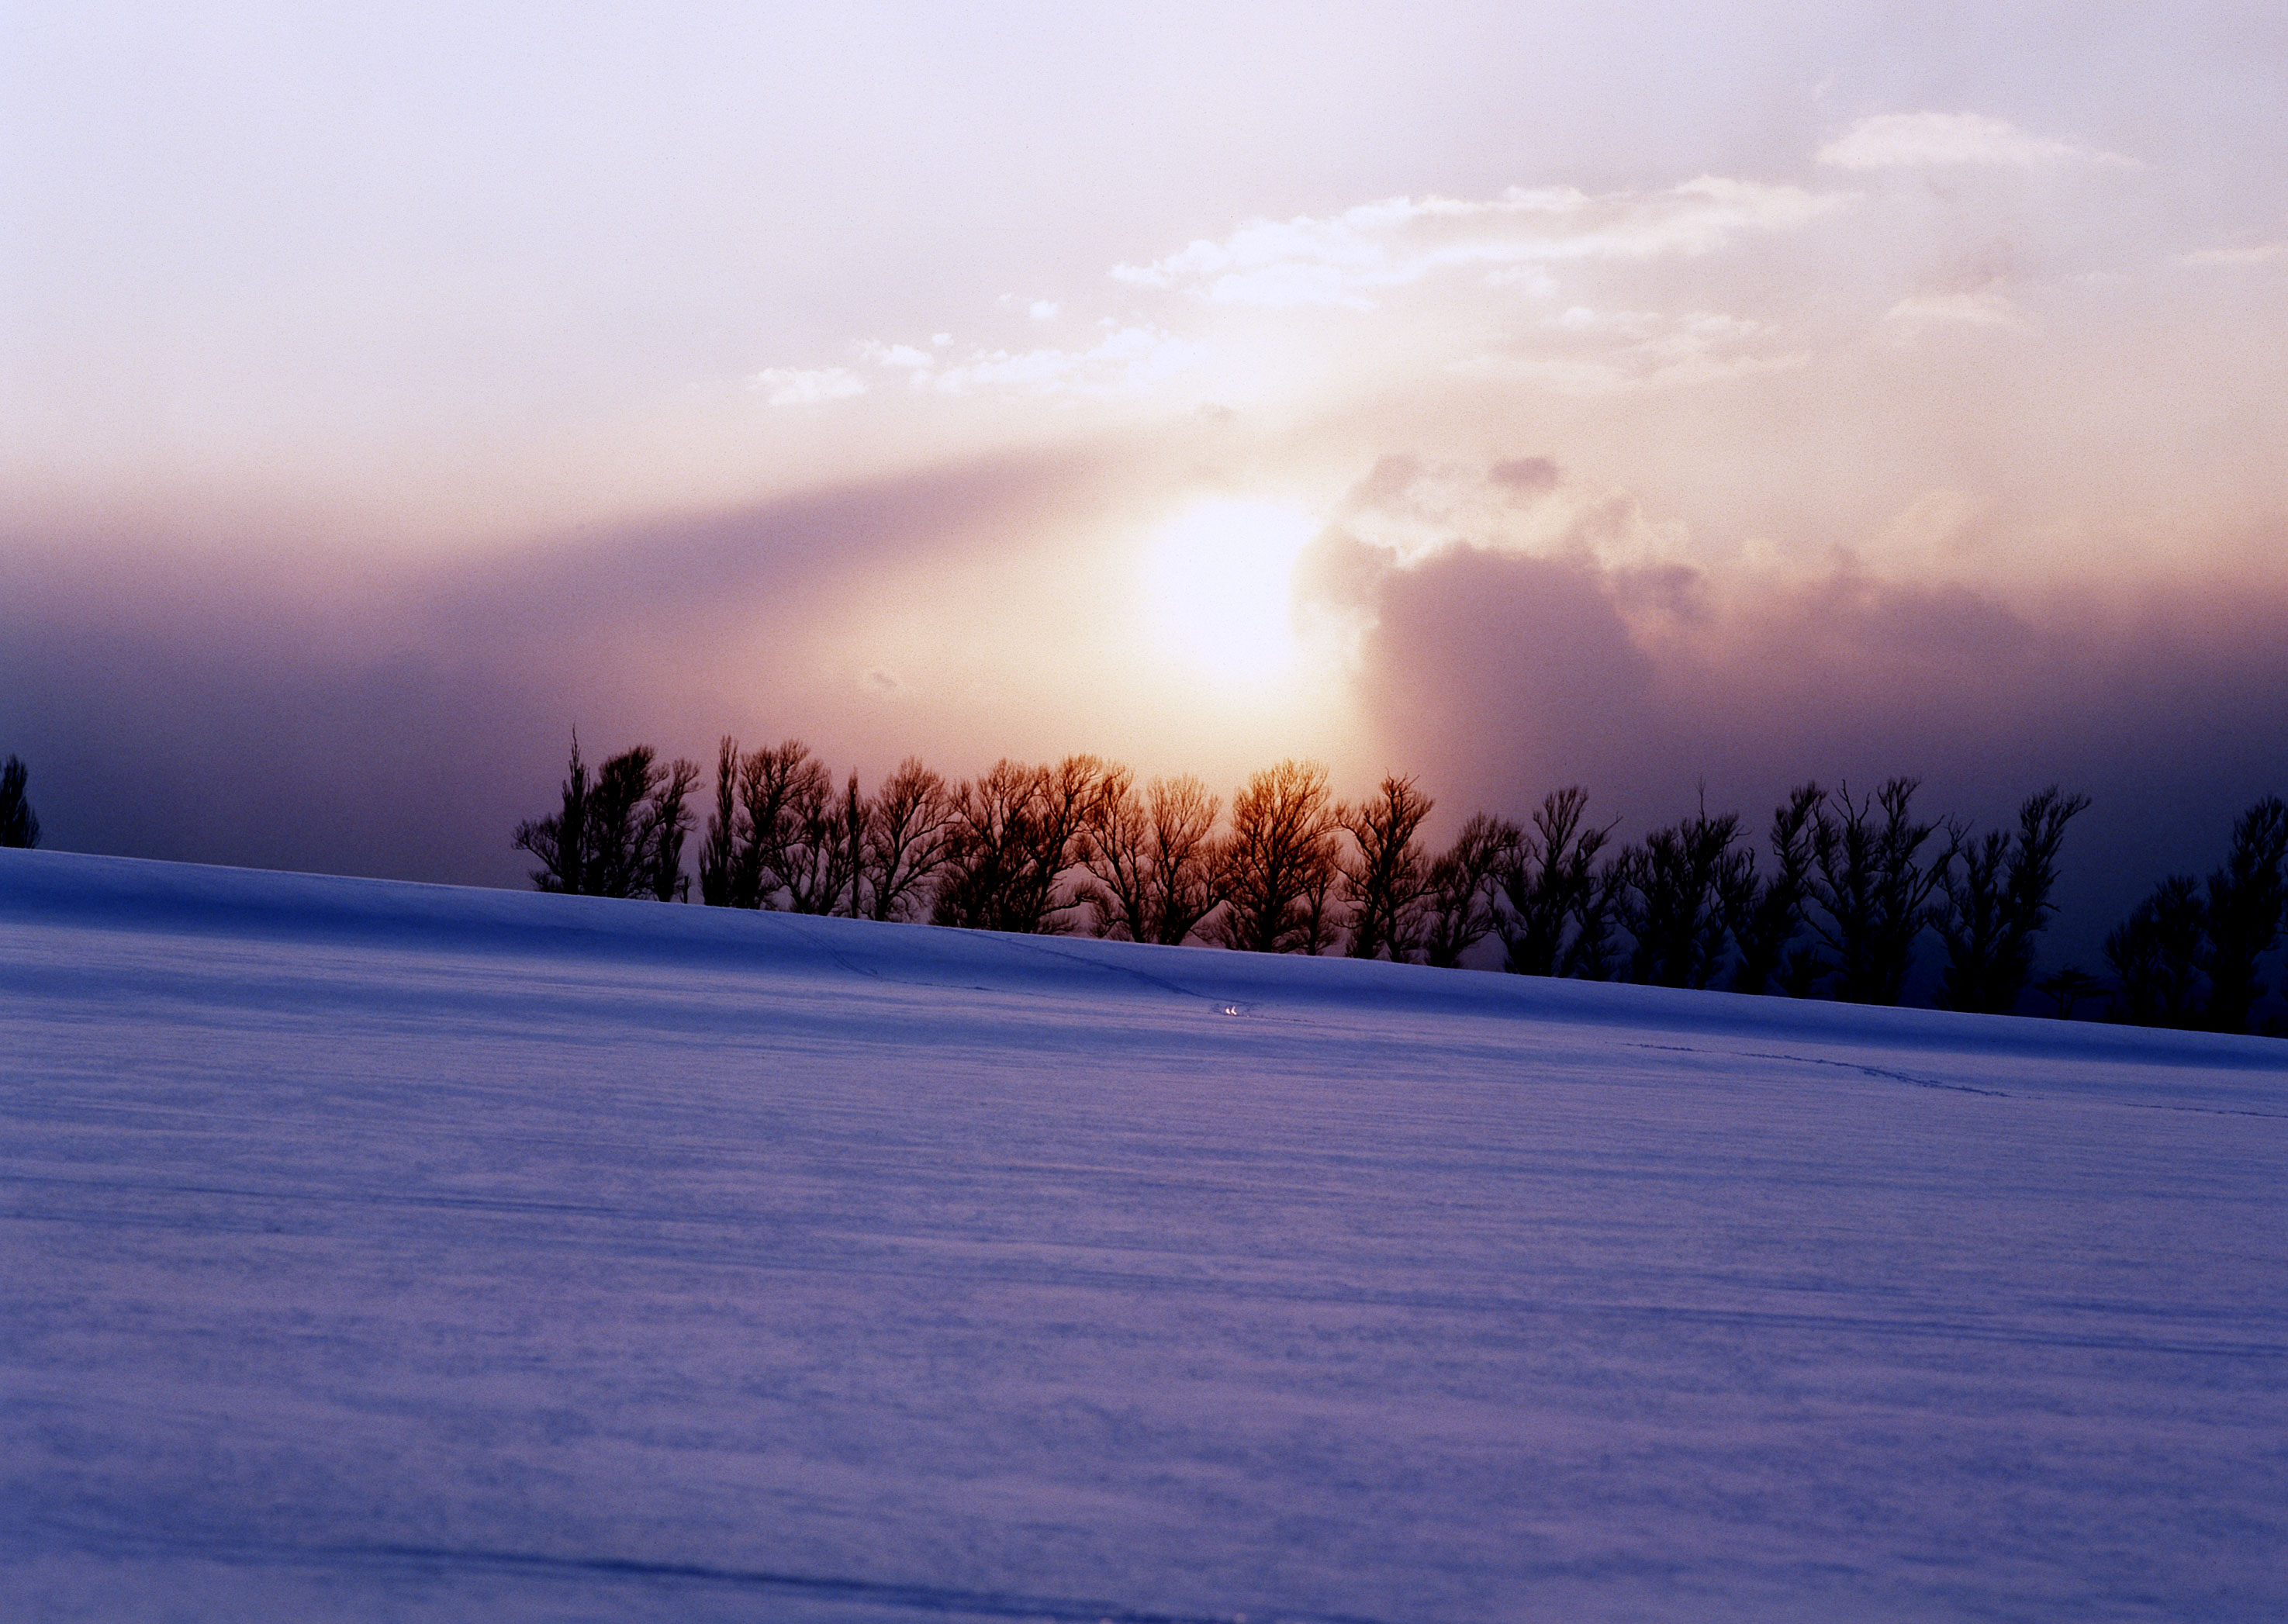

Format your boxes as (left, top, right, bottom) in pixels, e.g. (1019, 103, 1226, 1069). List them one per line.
(3, 848, 2283, 1622)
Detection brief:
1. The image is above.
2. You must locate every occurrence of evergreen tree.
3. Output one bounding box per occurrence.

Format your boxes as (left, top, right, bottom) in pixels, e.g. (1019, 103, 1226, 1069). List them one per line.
(513, 734, 593, 893)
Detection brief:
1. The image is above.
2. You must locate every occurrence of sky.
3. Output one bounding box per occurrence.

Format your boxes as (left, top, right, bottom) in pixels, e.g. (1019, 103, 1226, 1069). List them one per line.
(4, 2, 2286, 961)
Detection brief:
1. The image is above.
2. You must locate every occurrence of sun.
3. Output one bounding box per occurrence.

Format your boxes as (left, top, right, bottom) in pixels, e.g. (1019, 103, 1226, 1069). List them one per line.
(1142, 499, 1322, 684)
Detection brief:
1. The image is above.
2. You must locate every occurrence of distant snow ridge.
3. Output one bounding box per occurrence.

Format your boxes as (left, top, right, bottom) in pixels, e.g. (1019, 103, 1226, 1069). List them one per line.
(5, 848, 2284, 1623)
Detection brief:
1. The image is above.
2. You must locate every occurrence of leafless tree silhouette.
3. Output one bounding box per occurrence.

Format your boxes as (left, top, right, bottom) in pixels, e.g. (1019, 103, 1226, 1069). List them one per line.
(643, 758, 700, 901)
(1420, 814, 1511, 969)
(1492, 787, 1619, 979)
(2105, 875, 2210, 1027)
(1806, 778, 1943, 1004)
(776, 769, 865, 915)
(1723, 783, 1824, 996)
(1931, 786, 2090, 1014)
(1340, 774, 1436, 962)
(2201, 796, 2287, 1034)
(933, 756, 1111, 933)
(1207, 759, 1343, 954)
(1082, 769, 1224, 945)
(698, 736, 743, 907)
(861, 758, 956, 923)
(1616, 802, 1747, 989)
(2034, 966, 2106, 1020)
(0, 755, 39, 849)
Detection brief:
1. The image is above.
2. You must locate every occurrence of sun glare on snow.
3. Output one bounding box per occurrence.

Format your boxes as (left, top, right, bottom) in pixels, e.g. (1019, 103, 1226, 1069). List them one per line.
(1143, 499, 1322, 686)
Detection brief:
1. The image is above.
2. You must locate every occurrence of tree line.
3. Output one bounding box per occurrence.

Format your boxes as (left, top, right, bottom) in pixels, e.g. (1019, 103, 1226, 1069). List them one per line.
(512, 734, 2288, 1036)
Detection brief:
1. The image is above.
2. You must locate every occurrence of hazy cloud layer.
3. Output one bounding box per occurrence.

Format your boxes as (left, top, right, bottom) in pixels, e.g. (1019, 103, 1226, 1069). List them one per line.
(9, 445, 2286, 973)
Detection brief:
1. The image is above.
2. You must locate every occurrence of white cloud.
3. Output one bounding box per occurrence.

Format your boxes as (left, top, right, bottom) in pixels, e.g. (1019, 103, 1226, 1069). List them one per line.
(1882, 289, 2034, 333)
(861, 342, 936, 370)
(1817, 112, 2138, 171)
(1028, 300, 1060, 320)
(1111, 179, 1843, 309)
(749, 366, 866, 406)
(859, 324, 1201, 399)
(1333, 455, 1688, 575)
(1458, 306, 1804, 395)
(2176, 242, 2288, 268)
(1471, 349, 1810, 396)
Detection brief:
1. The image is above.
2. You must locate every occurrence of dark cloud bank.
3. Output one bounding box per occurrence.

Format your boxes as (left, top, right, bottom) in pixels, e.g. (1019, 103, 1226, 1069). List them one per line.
(5, 452, 2286, 980)
(1323, 529, 2288, 972)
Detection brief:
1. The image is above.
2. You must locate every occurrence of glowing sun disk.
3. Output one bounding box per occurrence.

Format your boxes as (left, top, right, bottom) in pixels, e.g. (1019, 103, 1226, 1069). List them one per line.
(1143, 499, 1321, 685)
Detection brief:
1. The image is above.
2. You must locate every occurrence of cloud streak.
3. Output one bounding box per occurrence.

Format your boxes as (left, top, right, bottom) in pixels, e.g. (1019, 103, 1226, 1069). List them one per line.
(752, 366, 868, 406)
(2176, 242, 2288, 268)
(1111, 180, 1843, 309)
(1817, 112, 2139, 171)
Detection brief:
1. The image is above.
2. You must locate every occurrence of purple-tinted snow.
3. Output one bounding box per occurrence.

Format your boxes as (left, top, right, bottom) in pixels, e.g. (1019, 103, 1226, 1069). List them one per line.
(3, 849, 2283, 1622)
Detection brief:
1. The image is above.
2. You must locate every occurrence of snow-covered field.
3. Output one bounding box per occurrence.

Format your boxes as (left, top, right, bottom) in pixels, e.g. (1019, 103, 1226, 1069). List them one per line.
(3, 850, 2283, 1622)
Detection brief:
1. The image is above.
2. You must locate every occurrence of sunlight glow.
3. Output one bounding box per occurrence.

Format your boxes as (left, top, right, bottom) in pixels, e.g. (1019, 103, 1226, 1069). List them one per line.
(1143, 499, 1322, 686)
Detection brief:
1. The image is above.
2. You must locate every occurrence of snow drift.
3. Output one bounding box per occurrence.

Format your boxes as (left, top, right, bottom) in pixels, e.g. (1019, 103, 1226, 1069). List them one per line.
(2, 848, 2283, 1622)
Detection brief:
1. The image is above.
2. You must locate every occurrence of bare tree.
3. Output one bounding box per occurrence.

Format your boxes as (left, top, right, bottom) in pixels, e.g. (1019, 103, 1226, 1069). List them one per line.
(0, 755, 40, 849)
(1420, 814, 1512, 968)
(643, 757, 701, 902)
(861, 758, 955, 922)
(2201, 796, 2288, 1034)
(934, 755, 1111, 933)
(1082, 769, 1223, 945)
(1207, 759, 1343, 954)
(2105, 876, 2209, 1027)
(748, 741, 830, 909)
(778, 769, 865, 916)
(584, 745, 665, 900)
(698, 736, 744, 907)
(515, 735, 696, 899)
(1143, 776, 1225, 945)
(1492, 787, 1619, 979)
(1339, 775, 1436, 962)
(2034, 966, 2107, 1020)
(1616, 803, 1747, 989)
(1724, 783, 1824, 996)
(1297, 855, 1346, 956)
(1806, 777, 1943, 1004)
(933, 759, 1039, 931)
(1931, 786, 2090, 1014)
(693, 738, 835, 910)
(514, 734, 592, 893)
(1034, 755, 1116, 929)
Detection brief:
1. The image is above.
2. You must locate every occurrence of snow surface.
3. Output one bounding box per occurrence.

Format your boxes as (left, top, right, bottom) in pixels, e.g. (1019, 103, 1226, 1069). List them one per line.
(3, 848, 2284, 1623)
